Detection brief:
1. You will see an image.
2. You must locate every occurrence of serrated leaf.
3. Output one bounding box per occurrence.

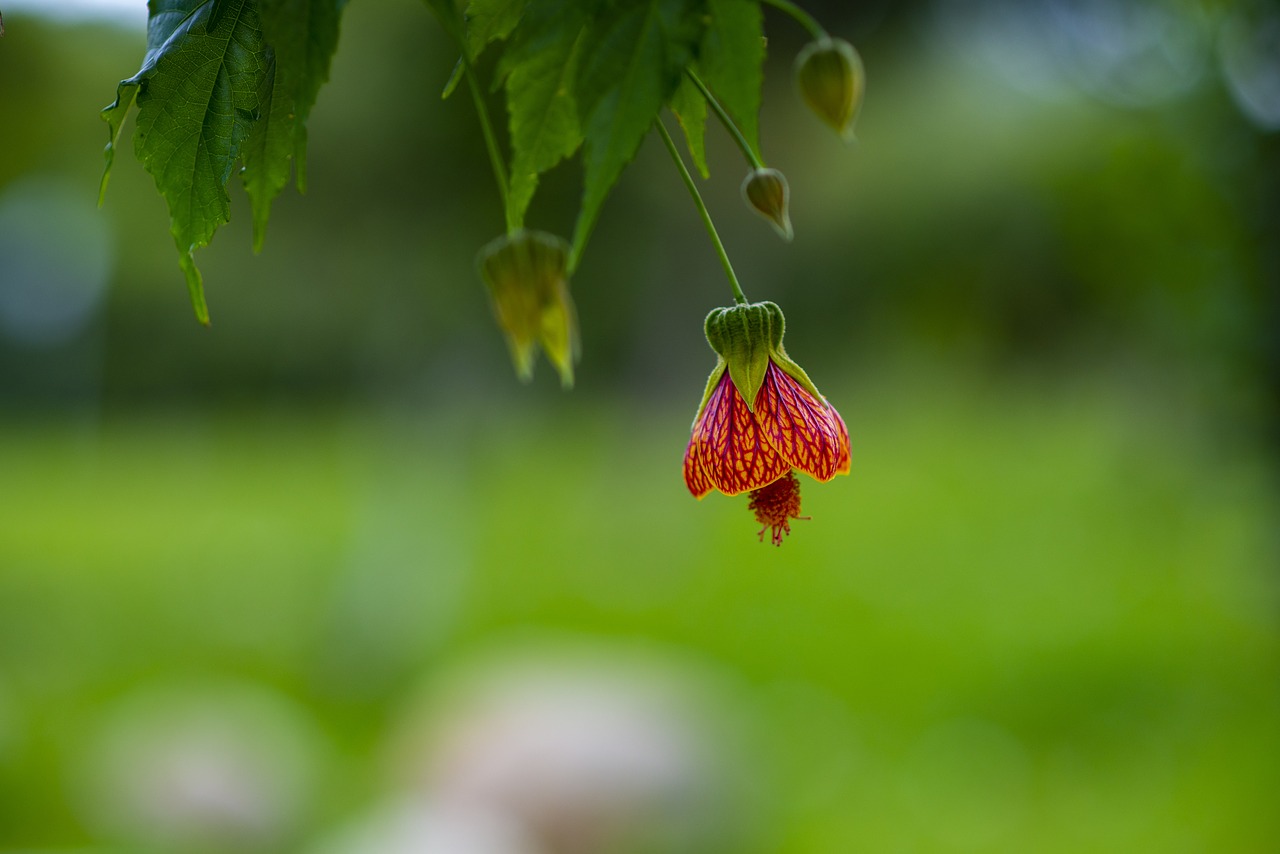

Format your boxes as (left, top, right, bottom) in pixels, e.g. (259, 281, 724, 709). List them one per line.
(243, 0, 344, 251)
(699, 0, 763, 156)
(570, 0, 707, 268)
(669, 73, 709, 179)
(102, 0, 269, 324)
(465, 0, 526, 58)
(502, 0, 587, 228)
(441, 0, 525, 98)
(100, 0, 210, 204)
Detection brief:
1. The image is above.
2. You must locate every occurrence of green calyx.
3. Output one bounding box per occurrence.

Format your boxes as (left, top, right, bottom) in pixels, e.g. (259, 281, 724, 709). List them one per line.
(701, 301, 823, 412)
(478, 229, 579, 388)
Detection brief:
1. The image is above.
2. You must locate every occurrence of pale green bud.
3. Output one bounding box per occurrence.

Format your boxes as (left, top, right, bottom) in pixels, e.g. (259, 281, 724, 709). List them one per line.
(741, 168, 794, 242)
(477, 230, 579, 388)
(795, 37, 864, 143)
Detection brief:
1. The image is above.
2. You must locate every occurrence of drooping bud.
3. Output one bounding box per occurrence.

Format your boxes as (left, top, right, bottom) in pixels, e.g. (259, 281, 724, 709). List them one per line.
(741, 168, 793, 241)
(795, 37, 864, 143)
(477, 230, 579, 387)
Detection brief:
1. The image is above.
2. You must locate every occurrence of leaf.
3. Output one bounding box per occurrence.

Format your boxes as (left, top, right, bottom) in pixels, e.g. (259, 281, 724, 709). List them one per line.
(100, 0, 210, 204)
(440, 0, 525, 98)
(465, 0, 526, 58)
(668, 73, 708, 179)
(570, 0, 706, 269)
(699, 0, 763, 156)
(500, 0, 588, 228)
(101, 0, 269, 324)
(243, 0, 344, 251)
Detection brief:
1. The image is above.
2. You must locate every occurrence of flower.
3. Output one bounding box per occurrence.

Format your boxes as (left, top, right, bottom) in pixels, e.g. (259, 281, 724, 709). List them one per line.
(683, 301, 850, 544)
(477, 230, 578, 387)
(795, 37, 865, 143)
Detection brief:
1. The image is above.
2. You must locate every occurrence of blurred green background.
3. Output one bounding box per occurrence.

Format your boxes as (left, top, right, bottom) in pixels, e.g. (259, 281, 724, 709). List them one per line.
(1, 0, 1278, 851)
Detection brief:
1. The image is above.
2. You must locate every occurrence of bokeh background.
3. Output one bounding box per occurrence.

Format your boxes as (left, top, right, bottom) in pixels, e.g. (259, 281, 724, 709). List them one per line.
(2, 0, 1278, 851)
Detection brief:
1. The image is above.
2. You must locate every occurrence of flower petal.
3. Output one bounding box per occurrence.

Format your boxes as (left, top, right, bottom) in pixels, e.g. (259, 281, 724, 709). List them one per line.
(683, 437, 716, 499)
(686, 371, 789, 497)
(830, 403, 851, 475)
(754, 361, 843, 482)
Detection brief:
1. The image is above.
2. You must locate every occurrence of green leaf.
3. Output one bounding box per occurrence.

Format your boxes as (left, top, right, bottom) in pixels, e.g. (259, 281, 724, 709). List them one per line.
(465, 0, 526, 58)
(99, 0, 210, 204)
(501, 0, 588, 228)
(570, 0, 707, 269)
(102, 0, 270, 324)
(243, 0, 345, 251)
(668, 73, 708, 179)
(699, 0, 763, 157)
(440, 0, 525, 98)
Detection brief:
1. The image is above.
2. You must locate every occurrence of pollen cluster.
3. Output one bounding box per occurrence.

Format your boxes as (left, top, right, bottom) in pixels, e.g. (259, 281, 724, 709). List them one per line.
(748, 471, 808, 546)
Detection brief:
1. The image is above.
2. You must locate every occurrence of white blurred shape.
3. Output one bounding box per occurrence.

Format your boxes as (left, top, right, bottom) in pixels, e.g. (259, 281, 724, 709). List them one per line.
(936, 0, 1074, 98)
(936, 0, 1210, 107)
(79, 683, 324, 851)
(1219, 8, 1280, 132)
(430, 674, 696, 816)
(0, 175, 113, 347)
(1044, 0, 1209, 107)
(317, 802, 539, 854)
(0, 0, 145, 29)
(351, 646, 729, 854)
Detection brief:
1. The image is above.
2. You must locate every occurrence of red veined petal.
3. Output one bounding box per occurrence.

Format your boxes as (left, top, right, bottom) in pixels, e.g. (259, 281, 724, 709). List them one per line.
(687, 371, 790, 497)
(683, 436, 715, 498)
(754, 361, 842, 482)
(830, 403, 851, 475)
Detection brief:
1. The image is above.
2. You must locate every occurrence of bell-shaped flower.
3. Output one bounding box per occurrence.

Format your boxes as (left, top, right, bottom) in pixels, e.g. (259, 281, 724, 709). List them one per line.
(683, 301, 850, 544)
(795, 37, 865, 143)
(741, 168, 794, 242)
(477, 230, 578, 387)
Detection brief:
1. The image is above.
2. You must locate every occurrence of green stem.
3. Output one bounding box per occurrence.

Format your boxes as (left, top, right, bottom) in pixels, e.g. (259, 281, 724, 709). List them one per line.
(655, 119, 747, 306)
(463, 66, 516, 233)
(685, 69, 765, 171)
(761, 0, 828, 40)
(429, 5, 513, 231)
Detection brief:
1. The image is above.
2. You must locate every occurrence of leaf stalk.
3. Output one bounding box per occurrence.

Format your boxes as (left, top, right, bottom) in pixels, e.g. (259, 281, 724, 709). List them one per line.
(761, 0, 828, 40)
(655, 118, 748, 306)
(685, 69, 764, 171)
(427, 2, 514, 232)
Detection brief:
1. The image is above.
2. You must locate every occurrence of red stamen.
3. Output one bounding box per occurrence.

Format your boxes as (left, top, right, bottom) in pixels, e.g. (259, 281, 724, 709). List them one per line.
(747, 471, 809, 546)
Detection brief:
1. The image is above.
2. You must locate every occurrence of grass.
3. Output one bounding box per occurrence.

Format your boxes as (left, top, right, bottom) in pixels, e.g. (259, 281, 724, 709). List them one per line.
(1, 365, 1277, 852)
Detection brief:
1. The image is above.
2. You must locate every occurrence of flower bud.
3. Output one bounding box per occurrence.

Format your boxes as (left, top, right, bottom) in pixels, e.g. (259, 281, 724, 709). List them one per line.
(795, 37, 864, 143)
(477, 230, 579, 387)
(741, 168, 793, 241)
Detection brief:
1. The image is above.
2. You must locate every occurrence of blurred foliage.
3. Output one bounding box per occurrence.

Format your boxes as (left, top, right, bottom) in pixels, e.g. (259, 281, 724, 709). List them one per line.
(1, 0, 1279, 851)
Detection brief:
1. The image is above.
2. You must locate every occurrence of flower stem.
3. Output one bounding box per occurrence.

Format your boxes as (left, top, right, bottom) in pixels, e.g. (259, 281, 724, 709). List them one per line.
(465, 68, 516, 233)
(429, 5, 514, 232)
(655, 118, 748, 306)
(684, 69, 765, 171)
(761, 0, 828, 40)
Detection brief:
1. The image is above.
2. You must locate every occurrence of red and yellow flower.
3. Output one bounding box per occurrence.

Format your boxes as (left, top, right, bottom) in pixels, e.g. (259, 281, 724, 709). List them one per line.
(683, 301, 850, 544)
